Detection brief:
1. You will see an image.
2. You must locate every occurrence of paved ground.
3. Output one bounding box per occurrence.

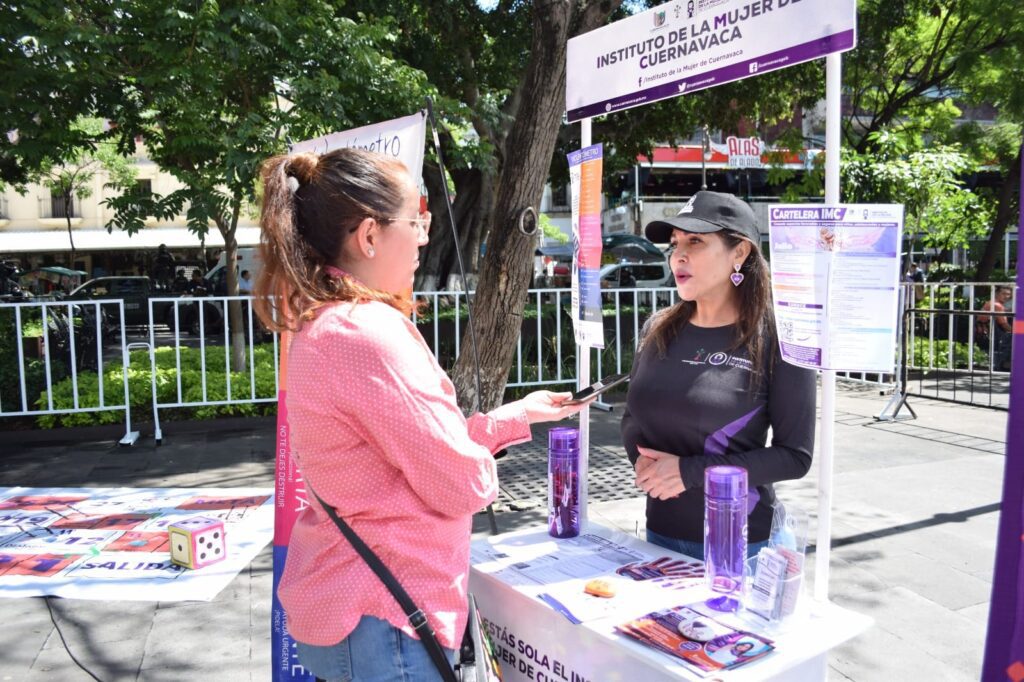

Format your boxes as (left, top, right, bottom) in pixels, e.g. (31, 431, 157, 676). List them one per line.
(0, 382, 1007, 681)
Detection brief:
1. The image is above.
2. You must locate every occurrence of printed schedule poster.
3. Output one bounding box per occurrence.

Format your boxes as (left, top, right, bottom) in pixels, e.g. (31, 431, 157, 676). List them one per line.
(568, 144, 605, 348)
(768, 205, 904, 372)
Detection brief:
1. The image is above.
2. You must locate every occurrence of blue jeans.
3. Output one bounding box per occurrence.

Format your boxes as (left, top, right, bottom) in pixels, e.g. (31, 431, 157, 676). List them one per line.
(296, 615, 456, 682)
(645, 529, 769, 561)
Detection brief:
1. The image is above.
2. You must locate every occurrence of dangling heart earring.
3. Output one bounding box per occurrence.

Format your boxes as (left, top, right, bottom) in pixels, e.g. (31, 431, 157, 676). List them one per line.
(730, 263, 744, 287)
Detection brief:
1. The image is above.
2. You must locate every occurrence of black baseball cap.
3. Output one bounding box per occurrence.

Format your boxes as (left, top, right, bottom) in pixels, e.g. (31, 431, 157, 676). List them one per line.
(644, 191, 759, 244)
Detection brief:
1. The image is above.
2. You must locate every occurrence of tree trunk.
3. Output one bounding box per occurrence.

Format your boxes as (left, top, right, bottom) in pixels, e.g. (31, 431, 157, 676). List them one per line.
(452, 168, 490, 279)
(449, 0, 618, 412)
(417, 163, 491, 291)
(466, 171, 495, 274)
(64, 194, 76, 268)
(417, 161, 458, 291)
(976, 151, 1021, 281)
(218, 197, 247, 372)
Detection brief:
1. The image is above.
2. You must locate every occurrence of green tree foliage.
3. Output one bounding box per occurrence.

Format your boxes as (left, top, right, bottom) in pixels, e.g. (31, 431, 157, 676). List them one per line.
(4, 2, 428, 263)
(769, 2, 1023, 274)
(3, 1, 430, 369)
(0, 7, 111, 186)
(539, 213, 568, 245)
(845, 0, 1024, 150)
(845, 0, 1024, 277)
(843, 128, 991, 254)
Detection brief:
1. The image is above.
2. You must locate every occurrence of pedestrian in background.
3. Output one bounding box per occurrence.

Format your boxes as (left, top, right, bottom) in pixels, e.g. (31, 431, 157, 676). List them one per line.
(239, 269, 253, 293)
(977, 286, 1014, 371)
(153, 244, 175, 289)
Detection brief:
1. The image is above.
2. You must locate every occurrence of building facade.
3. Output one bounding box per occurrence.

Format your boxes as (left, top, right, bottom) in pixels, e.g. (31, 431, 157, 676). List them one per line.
(0, 157, 260, 278)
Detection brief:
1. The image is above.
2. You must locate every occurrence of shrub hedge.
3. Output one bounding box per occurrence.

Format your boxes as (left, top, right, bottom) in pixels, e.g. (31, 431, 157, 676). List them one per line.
(34, 344, 279, 428)
(911, 337, 989, 369)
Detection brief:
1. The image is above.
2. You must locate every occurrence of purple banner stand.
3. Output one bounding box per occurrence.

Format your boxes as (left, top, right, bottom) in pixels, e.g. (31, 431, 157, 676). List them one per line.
(982, 143, 1024, 681)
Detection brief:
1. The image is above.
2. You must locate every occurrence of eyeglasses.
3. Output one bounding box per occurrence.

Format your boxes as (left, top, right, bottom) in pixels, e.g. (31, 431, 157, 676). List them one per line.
(384, 211, 431, 235)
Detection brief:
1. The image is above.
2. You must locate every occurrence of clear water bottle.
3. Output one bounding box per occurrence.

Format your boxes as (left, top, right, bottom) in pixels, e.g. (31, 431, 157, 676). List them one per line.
(704, 465, 748, 612)
(548, 427, 580, 538)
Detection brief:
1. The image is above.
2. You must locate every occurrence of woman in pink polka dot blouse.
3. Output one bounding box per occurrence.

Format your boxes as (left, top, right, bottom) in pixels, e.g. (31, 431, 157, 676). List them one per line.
(253, 148, 585, 682)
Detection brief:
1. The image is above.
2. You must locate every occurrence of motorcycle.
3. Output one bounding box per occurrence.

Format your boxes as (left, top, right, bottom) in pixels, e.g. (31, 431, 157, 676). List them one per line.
(169, 285, 224, 337)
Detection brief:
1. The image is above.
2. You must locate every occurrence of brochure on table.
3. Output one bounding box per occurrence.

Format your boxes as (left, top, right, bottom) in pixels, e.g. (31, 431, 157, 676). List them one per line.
(767, 204, 904, 372)
(470, 525, 872, 681)
(471, 531, 704, 625)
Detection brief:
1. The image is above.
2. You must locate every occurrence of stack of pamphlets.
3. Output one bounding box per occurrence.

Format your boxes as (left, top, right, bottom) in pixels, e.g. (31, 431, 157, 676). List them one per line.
(615, 604, 774, 676)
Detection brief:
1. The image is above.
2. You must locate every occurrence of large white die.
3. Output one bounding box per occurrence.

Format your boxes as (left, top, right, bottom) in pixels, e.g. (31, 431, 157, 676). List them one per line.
(168, 516, 226, 569)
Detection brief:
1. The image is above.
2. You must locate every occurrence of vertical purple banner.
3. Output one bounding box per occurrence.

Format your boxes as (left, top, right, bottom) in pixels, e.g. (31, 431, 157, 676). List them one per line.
(982, 143, 1024, 680)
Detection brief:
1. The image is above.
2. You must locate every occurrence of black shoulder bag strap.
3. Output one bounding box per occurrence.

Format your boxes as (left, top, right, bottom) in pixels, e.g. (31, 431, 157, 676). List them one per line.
(309, 488, 458, 682)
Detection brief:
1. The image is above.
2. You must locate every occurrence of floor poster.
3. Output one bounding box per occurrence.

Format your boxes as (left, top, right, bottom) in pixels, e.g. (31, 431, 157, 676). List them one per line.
(0, 486, 273, 601)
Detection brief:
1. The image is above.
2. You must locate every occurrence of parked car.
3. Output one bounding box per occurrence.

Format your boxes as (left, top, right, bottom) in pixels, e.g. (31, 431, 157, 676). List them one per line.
(599, 261, 674, 306)
(67, 276, 222, 335)
(68, 276, 164, 326)
(599, 261, 672, 288)
(601, 234, 664, 264)
(535, 236, 665, 288)
(206, 247, 261, 295)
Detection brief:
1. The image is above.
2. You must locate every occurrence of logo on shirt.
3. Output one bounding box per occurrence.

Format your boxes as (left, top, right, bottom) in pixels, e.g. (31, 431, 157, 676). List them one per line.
(682, 349, 754, 372)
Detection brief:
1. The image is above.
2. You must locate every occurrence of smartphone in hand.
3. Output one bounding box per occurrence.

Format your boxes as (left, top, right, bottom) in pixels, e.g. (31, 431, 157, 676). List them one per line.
(563, 373, 630, 406)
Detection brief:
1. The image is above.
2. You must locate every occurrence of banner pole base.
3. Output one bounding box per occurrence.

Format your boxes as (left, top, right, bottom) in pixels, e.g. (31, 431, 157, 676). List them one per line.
(874, 388, 917, 422)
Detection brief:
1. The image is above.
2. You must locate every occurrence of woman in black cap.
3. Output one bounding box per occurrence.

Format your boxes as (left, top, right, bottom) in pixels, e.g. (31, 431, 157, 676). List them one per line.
(621, 190, 816, 559)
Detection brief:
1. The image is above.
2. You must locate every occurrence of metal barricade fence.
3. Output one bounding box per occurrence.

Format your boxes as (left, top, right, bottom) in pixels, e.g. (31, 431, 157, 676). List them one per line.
(410, 287, 676, 396)
(0, 298, 139, 444)
(830, 282, 1018, 400)
(4, 282, 1015, 439)
(905, 282, 1017, 370)
(902, 281, 1016, 410)
(143, 295, 281, 443)
(589, 287, 676, 387)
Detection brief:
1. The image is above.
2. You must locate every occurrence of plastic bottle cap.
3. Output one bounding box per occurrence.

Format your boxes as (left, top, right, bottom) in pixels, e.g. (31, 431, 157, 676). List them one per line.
(548, 427, 579, 453)
(704, 465, 747, 500)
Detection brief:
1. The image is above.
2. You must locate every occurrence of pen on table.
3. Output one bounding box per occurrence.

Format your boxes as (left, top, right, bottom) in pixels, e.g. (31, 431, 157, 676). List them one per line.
(537, 593, 582, 624)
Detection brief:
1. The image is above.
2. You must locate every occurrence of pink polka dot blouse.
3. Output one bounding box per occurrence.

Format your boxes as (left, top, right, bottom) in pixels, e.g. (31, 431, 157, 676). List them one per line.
(278, 300, 531, 649)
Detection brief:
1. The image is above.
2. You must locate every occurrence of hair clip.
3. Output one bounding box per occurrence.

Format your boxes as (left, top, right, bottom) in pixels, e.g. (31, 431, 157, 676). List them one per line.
(286, 176, 300, 194)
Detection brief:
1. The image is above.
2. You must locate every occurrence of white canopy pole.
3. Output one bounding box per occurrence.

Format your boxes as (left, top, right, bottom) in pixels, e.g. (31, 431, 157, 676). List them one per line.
(815, 52, 842, 602)
(579, 116, 592, 527)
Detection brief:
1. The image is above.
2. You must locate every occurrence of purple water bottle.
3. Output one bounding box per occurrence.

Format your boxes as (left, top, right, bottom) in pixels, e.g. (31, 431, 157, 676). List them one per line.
(548, 427, 580, 538)
(704, 465, 748, 612)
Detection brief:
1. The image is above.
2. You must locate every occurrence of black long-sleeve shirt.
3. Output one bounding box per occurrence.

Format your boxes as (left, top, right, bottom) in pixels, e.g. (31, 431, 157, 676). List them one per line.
(621, 321, 816, 543)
